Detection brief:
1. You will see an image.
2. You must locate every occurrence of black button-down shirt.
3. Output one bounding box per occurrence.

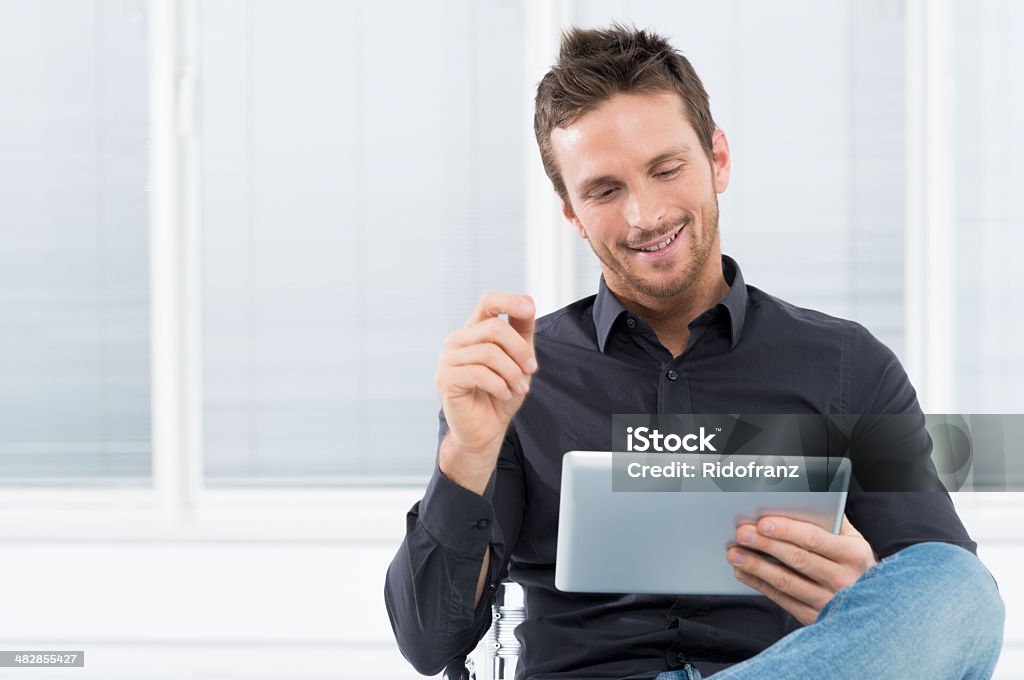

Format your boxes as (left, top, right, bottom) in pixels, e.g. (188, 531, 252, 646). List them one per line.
(384, 255, 975, 680)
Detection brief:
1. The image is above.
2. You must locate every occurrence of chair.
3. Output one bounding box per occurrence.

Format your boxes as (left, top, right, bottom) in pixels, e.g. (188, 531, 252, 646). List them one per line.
(444, 581, 524, 680)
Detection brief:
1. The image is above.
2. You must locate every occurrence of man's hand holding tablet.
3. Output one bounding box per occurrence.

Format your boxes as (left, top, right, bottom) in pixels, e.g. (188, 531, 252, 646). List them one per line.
(728, 515, 878, 625)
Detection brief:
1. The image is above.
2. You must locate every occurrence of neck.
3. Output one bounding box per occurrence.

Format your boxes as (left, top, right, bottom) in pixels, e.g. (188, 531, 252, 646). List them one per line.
(607, 255, 730, 357)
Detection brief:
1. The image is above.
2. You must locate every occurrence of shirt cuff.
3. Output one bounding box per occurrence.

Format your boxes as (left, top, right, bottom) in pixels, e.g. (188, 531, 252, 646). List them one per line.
(418, 464, 496, 557)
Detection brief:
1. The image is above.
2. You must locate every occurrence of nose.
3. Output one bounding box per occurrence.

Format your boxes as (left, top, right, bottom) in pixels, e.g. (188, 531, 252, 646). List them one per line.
(622, 181, 666, 232)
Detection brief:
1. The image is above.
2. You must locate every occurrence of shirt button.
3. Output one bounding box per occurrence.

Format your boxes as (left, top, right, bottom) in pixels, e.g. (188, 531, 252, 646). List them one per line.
(626, 317, 637, 329)
(476, 519, 490, 530)
(666, 369, 679, 381)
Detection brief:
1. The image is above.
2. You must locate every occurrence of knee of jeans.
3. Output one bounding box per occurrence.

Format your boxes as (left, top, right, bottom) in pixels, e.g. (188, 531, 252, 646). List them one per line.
(904, 542, 1005, 635)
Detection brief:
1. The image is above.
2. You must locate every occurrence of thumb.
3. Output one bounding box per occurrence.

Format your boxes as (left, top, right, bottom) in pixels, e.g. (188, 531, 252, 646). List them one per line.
(839, 515, 863, 538)
(507, 294, 536, 347)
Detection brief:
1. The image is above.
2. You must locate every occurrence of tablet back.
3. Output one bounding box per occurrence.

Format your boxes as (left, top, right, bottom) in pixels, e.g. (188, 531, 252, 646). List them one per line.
(554, 451, 850, 595)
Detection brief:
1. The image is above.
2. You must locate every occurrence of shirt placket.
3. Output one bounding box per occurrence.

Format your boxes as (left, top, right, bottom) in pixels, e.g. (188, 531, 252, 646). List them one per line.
(657, 321, 709, 416)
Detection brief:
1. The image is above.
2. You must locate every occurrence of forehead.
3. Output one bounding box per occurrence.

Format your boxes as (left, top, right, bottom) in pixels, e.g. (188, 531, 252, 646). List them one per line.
(549, 91, 699, 190)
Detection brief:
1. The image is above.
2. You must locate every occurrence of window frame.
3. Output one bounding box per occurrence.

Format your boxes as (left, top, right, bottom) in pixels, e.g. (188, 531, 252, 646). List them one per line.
(0, 0, 568, 541)
(0, 0, 959, 540)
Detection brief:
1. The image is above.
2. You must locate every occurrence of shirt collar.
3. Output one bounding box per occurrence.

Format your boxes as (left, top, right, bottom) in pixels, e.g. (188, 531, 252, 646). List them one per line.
(718, 254, 748, 349)
(592, 254, 748, 353)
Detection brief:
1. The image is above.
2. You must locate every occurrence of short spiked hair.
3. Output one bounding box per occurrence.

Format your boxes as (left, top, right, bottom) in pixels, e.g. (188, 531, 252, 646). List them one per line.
(534, 24, 717, 204)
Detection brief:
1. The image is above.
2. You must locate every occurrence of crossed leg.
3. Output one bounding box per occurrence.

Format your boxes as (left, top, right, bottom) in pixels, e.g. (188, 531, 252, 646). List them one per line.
(704, 542, 1005, 680)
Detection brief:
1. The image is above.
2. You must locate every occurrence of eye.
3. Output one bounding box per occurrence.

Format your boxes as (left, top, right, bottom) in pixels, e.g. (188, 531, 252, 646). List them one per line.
(590, 187, 619, 202)
(655, 165, 683, 179)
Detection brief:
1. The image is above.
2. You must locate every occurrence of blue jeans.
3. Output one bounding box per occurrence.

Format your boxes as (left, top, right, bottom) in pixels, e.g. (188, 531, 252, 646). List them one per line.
(655, 542, 1005, 680)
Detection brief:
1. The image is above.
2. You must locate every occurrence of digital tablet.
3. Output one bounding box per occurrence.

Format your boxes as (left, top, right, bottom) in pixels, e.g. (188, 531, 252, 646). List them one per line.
(554, 451, 851, 595)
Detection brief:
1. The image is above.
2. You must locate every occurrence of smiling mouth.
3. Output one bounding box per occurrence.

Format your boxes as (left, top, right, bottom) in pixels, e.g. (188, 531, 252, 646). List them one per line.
(629, 223, 686, 252)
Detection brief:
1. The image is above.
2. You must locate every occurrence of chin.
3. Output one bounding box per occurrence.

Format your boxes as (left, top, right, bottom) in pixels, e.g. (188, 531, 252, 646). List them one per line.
(625, 273, 695, 299)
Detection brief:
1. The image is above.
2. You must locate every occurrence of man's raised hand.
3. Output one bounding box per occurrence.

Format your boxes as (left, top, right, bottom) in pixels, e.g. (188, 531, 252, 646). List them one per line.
(435, 291, 537, 494)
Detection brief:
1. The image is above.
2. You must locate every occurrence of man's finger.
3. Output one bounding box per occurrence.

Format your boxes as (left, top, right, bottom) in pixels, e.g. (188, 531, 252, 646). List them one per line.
(732, 568, 820, 626)
(445, 343, 530, 396)
(440, 363, 515, 402)
(754, 516, 850, 563)
(735, 522, 845, 587)
(727, 546, 833, 611)
(839, 516, 863, 538)
(467, 291, 536, 327)
(444, 318, 537, 374)
(507, 294, 536, 348)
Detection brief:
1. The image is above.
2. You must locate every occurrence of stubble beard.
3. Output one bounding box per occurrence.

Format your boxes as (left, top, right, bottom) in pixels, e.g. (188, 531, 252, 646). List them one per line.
(588, 192, 720, 300)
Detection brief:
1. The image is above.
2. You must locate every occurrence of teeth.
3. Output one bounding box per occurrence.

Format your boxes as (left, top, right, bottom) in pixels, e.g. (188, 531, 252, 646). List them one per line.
(640, 231, 678, 251)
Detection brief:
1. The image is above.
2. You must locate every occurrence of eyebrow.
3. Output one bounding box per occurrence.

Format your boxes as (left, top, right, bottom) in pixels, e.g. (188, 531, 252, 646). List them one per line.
(576, 145, 692, 196)
(645, 145, 692, 169)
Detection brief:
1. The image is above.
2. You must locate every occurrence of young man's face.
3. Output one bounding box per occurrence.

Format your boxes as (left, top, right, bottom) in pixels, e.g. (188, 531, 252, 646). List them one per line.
(550, 91, 731, 300)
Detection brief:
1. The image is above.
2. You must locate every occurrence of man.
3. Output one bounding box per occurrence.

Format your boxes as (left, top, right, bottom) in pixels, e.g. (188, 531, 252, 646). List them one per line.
(385, 25, 1004, 680)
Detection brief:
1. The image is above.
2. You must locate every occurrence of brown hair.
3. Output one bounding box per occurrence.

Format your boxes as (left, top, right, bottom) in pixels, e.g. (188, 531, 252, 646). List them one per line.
(534, 24, 717, 205)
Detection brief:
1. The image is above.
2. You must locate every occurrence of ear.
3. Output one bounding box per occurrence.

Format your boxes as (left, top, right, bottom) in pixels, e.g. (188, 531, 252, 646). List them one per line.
(560, 195, 588, 240)
(711, 128, 731, 193)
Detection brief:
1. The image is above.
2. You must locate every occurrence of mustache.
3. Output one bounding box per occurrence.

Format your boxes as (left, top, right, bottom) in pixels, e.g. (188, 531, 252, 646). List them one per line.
(622, 217, 690, 249)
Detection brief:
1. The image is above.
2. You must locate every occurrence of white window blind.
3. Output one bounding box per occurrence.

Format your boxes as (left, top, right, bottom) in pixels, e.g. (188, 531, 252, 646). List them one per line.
(0, 0, 150, 486)
(198, 0, 526, 484)
(951, 0, 1024, 413)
